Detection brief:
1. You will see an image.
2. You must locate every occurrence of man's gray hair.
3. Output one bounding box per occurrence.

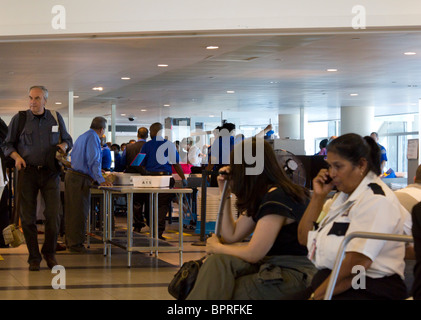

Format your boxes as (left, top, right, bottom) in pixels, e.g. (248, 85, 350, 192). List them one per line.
(29, 85, 49, 100)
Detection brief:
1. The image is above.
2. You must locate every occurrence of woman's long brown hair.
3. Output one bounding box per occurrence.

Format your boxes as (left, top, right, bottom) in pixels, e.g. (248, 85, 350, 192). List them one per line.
(229, 137, 309, 218)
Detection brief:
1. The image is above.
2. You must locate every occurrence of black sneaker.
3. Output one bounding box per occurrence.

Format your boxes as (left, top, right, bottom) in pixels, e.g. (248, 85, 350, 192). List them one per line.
(29, 261, 41, 271)
(68, 246, 88, 254)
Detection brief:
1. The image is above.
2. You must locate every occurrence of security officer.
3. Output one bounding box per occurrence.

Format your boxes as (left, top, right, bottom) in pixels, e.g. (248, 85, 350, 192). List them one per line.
(140, 122, 187, 240)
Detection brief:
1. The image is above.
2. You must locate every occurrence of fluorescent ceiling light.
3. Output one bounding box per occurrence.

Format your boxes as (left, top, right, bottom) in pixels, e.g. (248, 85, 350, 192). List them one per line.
(327, 69, 338, 72)
(157, 64, 168, 67)
(350, 93, 359, 96)
(404, 52, 416, 55)
(92, 87, 103, 91)
(226, 90, 235, 94)
(206, 46, 219, 50)
(121, 77, 131, 80)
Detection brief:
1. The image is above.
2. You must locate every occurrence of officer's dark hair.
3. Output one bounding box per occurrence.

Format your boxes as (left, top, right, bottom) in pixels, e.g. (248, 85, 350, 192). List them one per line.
(327, 133, 381, 176)
(90, 117, 107, 130)
(319, 138, 328, 149)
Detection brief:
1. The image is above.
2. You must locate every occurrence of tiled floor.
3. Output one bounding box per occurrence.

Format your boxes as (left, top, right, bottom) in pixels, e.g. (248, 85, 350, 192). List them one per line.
(0, 217, 206, 300)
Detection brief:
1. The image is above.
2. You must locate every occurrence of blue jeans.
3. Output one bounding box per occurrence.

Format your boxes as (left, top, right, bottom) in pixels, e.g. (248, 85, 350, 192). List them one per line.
(18, 166, 61, 263)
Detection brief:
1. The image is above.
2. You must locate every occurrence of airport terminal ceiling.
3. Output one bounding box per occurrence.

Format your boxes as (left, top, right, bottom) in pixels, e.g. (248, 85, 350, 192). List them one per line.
(0, 29, 421, 126)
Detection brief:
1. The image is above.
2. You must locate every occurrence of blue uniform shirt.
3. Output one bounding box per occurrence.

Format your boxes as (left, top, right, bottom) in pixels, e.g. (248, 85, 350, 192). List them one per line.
(101, 144, 112, 170)
(140, 136, 179, 174)
(70, 129, 105, 184)
(379, 143, 388, 162)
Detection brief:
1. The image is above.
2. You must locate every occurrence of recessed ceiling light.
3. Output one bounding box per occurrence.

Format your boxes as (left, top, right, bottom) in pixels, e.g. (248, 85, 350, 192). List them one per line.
(404, 52, 416, 55)
(73, 95, 79, 99)
(55, 102, 62, 105)
(350, 93, 359, 96)
(206, 46, 219, 50)
(226, 90, 235, 94)
(164, 104, 170, 107)
(92, 87, 103, 91)
(157, 64, 168, 67)
(327, 69, 338, 72)
(121, 113, 126, 116)
(121, 77, 131, 80)
(141, 109, 147, 112)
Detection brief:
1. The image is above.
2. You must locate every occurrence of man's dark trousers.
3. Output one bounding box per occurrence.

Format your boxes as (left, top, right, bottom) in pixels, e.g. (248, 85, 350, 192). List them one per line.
(18, 166, 61, 263)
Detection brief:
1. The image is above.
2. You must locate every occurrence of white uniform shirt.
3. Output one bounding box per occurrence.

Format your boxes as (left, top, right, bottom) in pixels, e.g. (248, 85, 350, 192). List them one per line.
(307, 171, 408, 279)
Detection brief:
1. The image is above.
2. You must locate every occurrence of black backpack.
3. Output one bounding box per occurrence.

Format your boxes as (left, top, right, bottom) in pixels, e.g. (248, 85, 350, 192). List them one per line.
(0, 111, 27, 169)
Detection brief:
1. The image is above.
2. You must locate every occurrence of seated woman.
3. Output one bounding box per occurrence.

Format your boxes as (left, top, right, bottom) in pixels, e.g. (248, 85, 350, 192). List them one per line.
(186, 138, 317, 300)
(296, 133, 409, 300)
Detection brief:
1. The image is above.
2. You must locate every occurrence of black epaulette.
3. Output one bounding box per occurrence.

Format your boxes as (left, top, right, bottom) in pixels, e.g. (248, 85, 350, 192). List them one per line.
(368, 183, 385, 196)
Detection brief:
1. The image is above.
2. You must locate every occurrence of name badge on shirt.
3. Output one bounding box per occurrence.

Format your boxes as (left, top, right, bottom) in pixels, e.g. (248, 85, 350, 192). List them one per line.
(52, 125, 59, 133)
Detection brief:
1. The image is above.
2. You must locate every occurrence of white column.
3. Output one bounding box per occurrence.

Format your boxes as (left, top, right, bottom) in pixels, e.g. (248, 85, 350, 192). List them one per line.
(111, 103, 116, 144)
(419, 99, 421, 163)
(68, 90, 74, 138)
(340, 106, 374, 136)
(278, 114, 300, 139)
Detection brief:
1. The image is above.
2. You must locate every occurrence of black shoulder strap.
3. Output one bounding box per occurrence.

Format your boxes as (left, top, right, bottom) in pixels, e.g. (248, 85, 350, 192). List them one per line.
(15, 111, 27, 145)
(0, 118, 8, 143)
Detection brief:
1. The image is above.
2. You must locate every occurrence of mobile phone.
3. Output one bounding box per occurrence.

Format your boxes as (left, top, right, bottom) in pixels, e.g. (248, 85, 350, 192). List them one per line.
(325, 175, 333, 184)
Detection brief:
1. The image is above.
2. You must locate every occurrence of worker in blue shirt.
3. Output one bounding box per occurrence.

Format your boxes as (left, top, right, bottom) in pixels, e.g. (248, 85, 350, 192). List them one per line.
(370, 132, 388, 173)
(100, 135, 112, 171)
(140, 122, 187, 240)
(65, 117, 112, 253)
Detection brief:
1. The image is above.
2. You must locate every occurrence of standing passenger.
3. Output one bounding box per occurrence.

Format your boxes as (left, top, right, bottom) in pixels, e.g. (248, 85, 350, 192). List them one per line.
(2, 85, 73, 271)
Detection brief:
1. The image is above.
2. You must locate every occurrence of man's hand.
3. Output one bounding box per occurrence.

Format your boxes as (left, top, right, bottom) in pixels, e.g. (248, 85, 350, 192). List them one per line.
(100, 181, 113, 187)
(11, 152, 26, 170)
(56, 142, 68, 154)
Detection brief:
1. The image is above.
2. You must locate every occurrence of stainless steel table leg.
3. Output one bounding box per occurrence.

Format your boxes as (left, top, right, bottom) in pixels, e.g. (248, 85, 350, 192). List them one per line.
(87, 195, 91, 248)
(148, 193, 153, 255)
(127, 193, 133, 267)
(108, 190, 113, 257)
(178, 193, 184, 266)
(154, 192, 159, 257)
(103, 190, 108, 256)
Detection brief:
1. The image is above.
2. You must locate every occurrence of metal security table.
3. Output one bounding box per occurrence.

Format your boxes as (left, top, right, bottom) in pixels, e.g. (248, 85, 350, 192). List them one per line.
(90, 186, 192, 267)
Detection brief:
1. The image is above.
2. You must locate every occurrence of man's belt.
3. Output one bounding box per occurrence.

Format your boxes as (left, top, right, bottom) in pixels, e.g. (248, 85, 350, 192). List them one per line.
(26, 165, 47, 170)
(67, 169, 95, 183)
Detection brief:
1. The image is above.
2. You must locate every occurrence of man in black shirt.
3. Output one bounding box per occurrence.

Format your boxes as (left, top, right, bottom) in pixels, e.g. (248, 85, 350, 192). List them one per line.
(2, 86, 73, 271)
